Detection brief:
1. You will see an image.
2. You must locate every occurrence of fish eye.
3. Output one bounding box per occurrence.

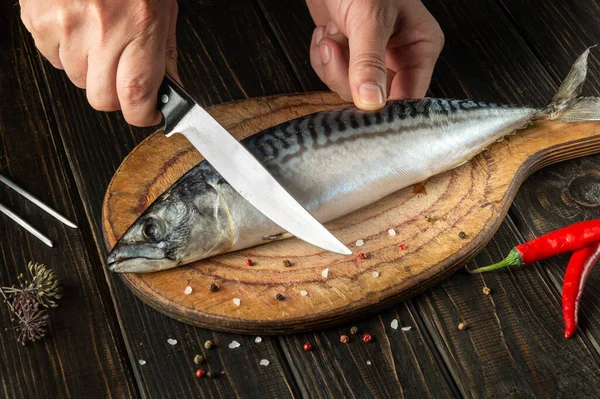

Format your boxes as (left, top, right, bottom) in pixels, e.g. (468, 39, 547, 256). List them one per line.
(142, 219, 162, 241)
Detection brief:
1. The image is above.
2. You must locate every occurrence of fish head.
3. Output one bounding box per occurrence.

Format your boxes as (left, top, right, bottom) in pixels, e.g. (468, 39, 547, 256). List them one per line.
(107, 178, 234, 273)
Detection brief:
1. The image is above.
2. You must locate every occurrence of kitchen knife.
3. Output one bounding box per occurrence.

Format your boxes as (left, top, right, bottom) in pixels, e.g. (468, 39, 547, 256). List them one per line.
(156, 75, 352, 255)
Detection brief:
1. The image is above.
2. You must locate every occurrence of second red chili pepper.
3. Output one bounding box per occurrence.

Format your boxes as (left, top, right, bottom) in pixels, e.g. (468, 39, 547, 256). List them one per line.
(562, 242, 600, 338)
(469, 219, 600, 273)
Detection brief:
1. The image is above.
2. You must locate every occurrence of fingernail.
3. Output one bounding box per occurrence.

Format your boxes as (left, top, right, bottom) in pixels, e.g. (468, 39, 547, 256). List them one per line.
(359, 83, 385, 106)
(326, 21, 339, 35)
(314, 26, 325, 44)
(319, 43, 331, 65)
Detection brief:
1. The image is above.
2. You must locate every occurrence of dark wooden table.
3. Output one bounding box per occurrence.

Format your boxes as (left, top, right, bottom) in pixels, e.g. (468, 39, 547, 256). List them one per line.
(2, 0, 600, 397)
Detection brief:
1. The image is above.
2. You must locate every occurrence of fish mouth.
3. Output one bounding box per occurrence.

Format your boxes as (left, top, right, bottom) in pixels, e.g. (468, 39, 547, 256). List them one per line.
(107, 244, 177, 273)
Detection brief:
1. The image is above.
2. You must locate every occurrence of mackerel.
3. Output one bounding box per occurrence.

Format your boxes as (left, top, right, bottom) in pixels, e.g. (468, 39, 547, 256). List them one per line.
(108, 48, 600, 273)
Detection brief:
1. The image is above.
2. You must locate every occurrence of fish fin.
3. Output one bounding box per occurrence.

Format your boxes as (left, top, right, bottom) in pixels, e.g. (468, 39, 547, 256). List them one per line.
(412, 179, 429, 194)
(263, 232, 294, 241)
(546, 46, 600, 121)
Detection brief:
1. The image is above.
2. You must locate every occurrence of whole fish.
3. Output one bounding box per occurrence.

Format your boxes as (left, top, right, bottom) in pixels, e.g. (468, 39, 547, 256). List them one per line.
(108, 48, 600, 273)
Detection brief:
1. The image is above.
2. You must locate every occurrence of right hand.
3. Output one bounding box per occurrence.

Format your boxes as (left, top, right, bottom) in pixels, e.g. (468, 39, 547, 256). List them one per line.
(19, 0, 179, 127)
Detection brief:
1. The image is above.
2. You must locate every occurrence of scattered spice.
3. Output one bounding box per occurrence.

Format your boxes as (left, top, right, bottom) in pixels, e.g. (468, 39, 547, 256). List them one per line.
(358, 253, 367, 260)
(366, 360, 372, 365)
(245, 258, 253, 266)
(303, 342, 312, 351)
(255, 336, 262, 343)
(228, 340, 241, 349)
(0, 262, 62, 345)
(398, 244, 406, 250)
(194, 354, 204, 365)
(458, 231, 468, 239)
(233, 298, 241, 307)
(206, 371, 216, 379)
(425, 214, 438, 222)
(195, 369, 205, 378)
(138, 359, 146, 366)
(372, 271, 380, 279)
(350, 326, 359, 335)
(401, 326, 412, 332)
(209, 283, 220, 292)
(340, 335, 349, 344)
(275, 293, 285, 301)
(355, 239, 364, 247)
(220, 370, 226, 375)
(390, 319, 399, 330)
(362, 333, 372, 343)
(300, 290, 308, 296)
(282, 260, 292, 267)
(204, 340, 214, 350)
(167, 338, 178, 346)
(458, 322, 467, 330)
(184, 286, 193, 295)
(321, 268, 329, 278)
(388, 228, 397, 236)
(259, 359, 270, 366)
(482, 286, 491, 295)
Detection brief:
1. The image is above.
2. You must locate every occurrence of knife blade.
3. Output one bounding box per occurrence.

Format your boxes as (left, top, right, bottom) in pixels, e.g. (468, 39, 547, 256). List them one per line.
(156, 75, 351, 255)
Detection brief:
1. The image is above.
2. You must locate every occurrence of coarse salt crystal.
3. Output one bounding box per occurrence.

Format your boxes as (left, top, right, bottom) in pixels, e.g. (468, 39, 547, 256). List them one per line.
(391, 319, 399, 330)
(322, 268, 329, 278)
(229, 340, 241, 349)
(300, 290, 308, 296)
(255, 336, 262, 343)
(184, 286, 192, 295)
(167, 338, 177, 345)
(366, 361, 372, 365)
(233, 298, 241, 306)
(372, 271, 379, 278)
(259, 359, 270, 366)
(402, 326, 412, 332)
(388, 228, 397, 236)
(355, 239, 364, 247)
(138, 359, 146, 366)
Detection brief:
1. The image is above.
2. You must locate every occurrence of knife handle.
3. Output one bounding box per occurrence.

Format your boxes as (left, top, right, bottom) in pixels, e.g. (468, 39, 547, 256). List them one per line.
(157, 74, 195, 134)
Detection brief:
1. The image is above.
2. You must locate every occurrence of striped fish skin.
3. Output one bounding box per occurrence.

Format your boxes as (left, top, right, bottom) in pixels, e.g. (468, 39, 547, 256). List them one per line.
(107, 99, 538, 272)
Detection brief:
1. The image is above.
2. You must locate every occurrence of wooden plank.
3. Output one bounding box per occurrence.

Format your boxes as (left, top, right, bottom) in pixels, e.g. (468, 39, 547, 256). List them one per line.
(498, 0, 600, 356)
(257, 0, 600, 396)
(0, 5, 135, 398)
(32, 1, 307, 397)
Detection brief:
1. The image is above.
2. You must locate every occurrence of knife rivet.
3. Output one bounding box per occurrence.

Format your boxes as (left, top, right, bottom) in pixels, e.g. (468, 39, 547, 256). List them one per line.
(160, 94, 169, 104)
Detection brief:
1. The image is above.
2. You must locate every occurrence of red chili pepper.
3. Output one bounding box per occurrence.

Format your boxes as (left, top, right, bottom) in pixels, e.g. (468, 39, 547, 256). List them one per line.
(562, 242, 600, 338)
(469, 219, 600, 273)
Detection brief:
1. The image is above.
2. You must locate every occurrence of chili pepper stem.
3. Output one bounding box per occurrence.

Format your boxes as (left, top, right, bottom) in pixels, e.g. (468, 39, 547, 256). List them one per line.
(467, 248, 524, 273)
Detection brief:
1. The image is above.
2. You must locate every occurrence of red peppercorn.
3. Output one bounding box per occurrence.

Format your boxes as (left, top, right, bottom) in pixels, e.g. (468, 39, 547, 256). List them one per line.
(362, 333, 372, 343)
(303, 342, 312, 351)
(398, 244, 406, 250)
(358, 253, 367, 260)
(340, 335, 349, 344)
(195, 369, 205, 378)
(220, 370, 226, 375)
(245, 258, 253, 266)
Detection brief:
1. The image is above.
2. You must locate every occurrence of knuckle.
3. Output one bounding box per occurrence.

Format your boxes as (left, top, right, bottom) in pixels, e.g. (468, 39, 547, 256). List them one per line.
(351, 53, 387, 75)
(55, 8, 77, 36)
(165, 47, 178, 61)
(118, 79, 154, 106)
(87, 92, 119, 112)
(130, 1, 157, 33)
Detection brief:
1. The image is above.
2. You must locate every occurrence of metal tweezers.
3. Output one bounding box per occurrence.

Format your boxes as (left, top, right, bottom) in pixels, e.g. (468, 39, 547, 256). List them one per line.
(0, 174, 77, 247)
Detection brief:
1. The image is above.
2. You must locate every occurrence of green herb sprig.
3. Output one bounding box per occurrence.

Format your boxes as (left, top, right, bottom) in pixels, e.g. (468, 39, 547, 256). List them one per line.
(0, 262, 62, 345)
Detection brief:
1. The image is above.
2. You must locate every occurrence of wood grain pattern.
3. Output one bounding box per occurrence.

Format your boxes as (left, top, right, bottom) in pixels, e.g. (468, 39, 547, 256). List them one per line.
(102, 89, 600, 334)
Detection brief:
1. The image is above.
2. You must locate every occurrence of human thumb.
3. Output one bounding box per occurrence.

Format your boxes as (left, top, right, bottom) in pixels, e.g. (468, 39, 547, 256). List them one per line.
(347, 15, 394, 110)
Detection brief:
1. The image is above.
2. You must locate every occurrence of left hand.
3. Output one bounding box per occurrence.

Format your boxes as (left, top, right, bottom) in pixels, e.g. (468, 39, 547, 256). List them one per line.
(307, 0, 444, 110)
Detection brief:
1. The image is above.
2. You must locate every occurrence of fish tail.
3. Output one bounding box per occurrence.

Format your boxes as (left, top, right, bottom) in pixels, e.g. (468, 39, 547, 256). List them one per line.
(545, 45, 600, 122)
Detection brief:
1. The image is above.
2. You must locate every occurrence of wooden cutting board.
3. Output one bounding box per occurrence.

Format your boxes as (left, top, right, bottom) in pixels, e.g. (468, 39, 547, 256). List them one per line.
(102, 92, 600, 334)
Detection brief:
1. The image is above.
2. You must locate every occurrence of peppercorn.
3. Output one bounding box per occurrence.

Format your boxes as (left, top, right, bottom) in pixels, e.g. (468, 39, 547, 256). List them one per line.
(220, 370, 226, 375)
(204, 340, 214, 350)
(194, 354, 204, 365)
(245, 258, 253, 266)
(195, 369, 205, 378)
(358, 253, 367, 260)
(350, 326, 358, 335)
(362, 333, 372, 343)
(458, 322, 467, 330)
(283, 260, 292, 267)
(340, 335, 349, 344)
(482, 286, 491, 295)
(303, 342, 312, 351)
(398, 244, 406, 250)
(209, 283, 219, 292)
(459, 231, 468, 239)
(275, 293, 285, 301)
